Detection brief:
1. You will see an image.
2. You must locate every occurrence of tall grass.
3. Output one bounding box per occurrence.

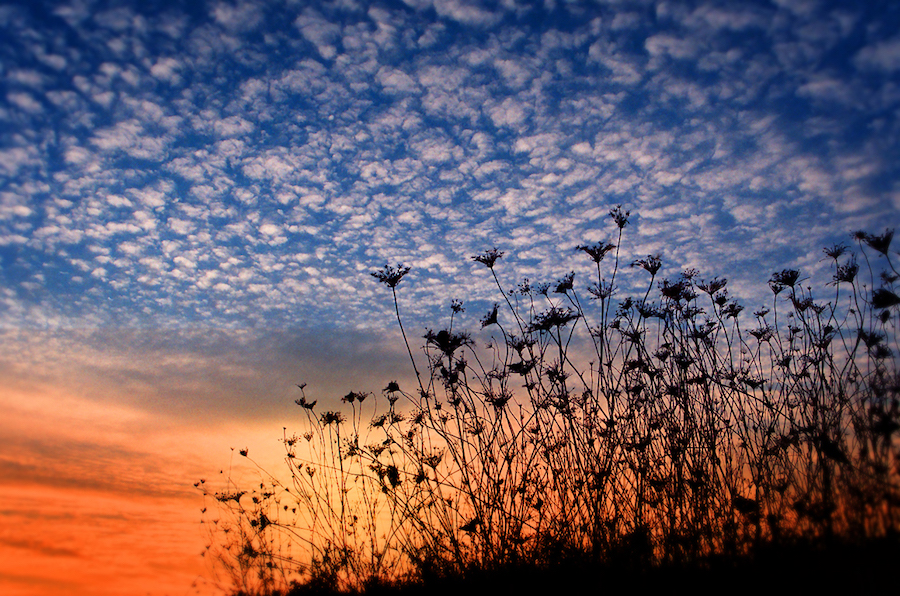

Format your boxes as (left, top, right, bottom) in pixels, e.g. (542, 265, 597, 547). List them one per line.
(198, 210, 899, 595)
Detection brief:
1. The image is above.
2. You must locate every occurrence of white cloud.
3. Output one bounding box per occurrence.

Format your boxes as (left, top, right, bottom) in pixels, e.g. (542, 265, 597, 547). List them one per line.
(376, 67, 420, 94)
(854, 37, 900, 72)
(434, 0, 503, 27)
(588, 41, 643, 84)
(91, 120, 172, 160)
(488, 97, 528, 128)
(796, 77, 855, 106)
(295, 8, 342, 59)
(7, 92, 43, 114)
(64, 146, 93, 165)
(243, 152, 301, 183)
(685, 5, 769, 32)
(168, 219, 194, 235)
(412, 135, 459, 164)
(211, 0, 264, 31)
(645, 34, 700, 61)
(259, 223, 282, 236)
(493, 58, 531, 88)
(7, 69, 47, 89)
(131, 210, 157, 231)
(0, 147, 35, 177)
(214, 115, 255, 138)
(150, 57, 182, 83)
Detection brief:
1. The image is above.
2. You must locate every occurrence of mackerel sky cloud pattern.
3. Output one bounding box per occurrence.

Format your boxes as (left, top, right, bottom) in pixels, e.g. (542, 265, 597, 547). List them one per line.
(1, 0, 899, 333)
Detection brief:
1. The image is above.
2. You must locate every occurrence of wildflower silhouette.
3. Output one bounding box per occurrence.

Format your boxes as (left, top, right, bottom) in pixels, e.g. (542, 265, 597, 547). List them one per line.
(472, 248, 503, 269)
(371, 264, 411, 288)
(199, 208, 899, 596)
(857, 229, 894, 256)
(576, 241, 616, 264)
(372, 263, 422, 393)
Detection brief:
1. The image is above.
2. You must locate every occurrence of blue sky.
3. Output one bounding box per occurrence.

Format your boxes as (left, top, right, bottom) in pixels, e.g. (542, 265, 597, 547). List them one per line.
(2, 0, 898, 334)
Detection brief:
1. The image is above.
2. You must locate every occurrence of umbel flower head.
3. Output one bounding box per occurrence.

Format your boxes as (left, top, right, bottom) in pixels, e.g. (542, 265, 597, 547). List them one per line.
(855, 229, 894, 256)
(320, 411, 345, 426)
(371, 264, 411, 288)
(770, 269, 801, 287)
(633, 255, 662, 277)
(528, 307, 580, 332)
(824, 243, 848, 260)
(473, 248, 504, 269)
(576, 242, 616, 263)
(481, 303, 499, 328)
(832, 259, 859, 284)
(872, 288, 900, 310)
(554, 272, 575, 294)
(342, 391, 369, 404)
(769, 269, 801, 294)
(610, 204, 630, 229)
(425, 328, 472, 357)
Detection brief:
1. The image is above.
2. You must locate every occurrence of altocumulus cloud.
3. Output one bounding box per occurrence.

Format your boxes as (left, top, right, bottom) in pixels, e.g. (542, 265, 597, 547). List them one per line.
(0, 0, 898, 332)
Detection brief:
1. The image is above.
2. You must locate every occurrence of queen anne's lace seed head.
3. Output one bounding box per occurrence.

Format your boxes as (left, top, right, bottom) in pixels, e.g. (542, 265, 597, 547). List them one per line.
(371, 264, 410, 288)
(472, 247, 504, 269)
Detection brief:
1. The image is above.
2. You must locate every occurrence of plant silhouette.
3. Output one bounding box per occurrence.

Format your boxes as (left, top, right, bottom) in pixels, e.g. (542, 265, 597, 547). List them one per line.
(198, 209, 899, 595)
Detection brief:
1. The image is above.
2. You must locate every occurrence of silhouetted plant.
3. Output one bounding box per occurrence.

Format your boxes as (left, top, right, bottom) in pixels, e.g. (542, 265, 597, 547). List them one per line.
(199, 213, 898, 594)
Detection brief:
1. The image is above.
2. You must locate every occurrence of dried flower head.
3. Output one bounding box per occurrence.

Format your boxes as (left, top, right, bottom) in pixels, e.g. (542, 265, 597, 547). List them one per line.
(587, 280, 615, 300)
(633, 255, 662, 277)
(554, 271, 575, 294)
(295, 396, 317, 410)
(659, 278, 695, 302)
(473, 248, 504, 269)
(749, 325, 775, 342)
(832, 259, 859, 284)
(425, 328, 472, 357)
(770, 269, 801, 289)
(872, 288, 900, 310)
(610, 205, 630, 229)
(528, 307, 579, 332)
(481, 303, 499, 328)
(320, 411, 346, 425)
(576, 242, 616, 263)
(697, 277, 727, 295)
(722, 301, 744, 319)
(856, 229, 894, 256)
(342, 391, 369, 404)
(371, 264, 411, 288)
(824, 243, 848, 260)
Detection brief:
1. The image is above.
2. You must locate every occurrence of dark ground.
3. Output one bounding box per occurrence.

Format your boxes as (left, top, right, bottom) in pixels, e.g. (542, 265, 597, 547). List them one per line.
(265, 535, 899, 596)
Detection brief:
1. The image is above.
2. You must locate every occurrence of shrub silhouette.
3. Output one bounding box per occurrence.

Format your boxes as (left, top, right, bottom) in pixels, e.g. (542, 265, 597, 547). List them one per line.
(198, 209, 899, 595)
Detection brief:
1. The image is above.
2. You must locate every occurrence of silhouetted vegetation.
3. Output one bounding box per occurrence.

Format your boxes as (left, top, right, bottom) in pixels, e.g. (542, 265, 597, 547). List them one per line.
(198, 210, 899, 595)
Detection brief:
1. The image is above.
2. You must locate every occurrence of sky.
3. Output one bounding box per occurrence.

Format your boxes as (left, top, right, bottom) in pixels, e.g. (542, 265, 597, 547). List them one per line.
(1, 0, 898, 594)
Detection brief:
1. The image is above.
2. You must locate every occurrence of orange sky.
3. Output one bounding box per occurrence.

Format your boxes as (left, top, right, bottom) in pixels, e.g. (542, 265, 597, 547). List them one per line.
(0, 382, 256, 596)
(0, 328, 412, 596)
(1, 483, 208, 596)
